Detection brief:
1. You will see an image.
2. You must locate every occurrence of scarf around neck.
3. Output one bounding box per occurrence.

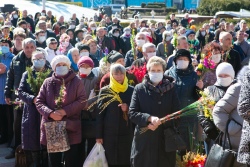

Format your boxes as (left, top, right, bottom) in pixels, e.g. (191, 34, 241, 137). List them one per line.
(110, 73, 129, 93)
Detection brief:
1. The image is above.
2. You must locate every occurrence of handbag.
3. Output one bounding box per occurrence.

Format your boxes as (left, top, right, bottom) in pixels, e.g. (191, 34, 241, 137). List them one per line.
(164, 127, 187, 152)
(44, 121, 70, 153)
(204, 119, 237, 167)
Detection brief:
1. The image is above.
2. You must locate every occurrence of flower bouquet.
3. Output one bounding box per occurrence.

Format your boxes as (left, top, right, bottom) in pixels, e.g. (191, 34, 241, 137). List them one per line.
(127, 63, 147, 83)
(176, 151, 206, 167)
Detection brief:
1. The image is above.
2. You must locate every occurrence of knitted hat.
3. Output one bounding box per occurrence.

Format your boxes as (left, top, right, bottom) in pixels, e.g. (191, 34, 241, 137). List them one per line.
(77, 44, 90, 52)
(216, 62, 235, 79)
(51, 55, 71, 71)
(46, 37, 57, 47)
(107, 50, 124, 64)
(185, 30, 195, 37)
(173, 49, 192, 64)
(77, 56, 94, 68)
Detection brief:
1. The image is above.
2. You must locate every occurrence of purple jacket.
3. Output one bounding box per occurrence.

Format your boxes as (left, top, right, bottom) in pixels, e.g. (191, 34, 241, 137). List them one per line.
(36, 70, 87, 146)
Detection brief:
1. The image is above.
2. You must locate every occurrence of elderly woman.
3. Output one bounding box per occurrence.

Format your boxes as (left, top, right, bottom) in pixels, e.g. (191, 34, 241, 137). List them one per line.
(199, 62, 236, 154)
(87, 39, 105, 63)
(36, 55, 86, 167)
(165, 49, 203, 152)
(156, 30, 174, 59)
(18, 50, 52, 166)
(58, 33, 73, 55)
(213, 62, 245, 167)
(67, 48, 80, 73)
(125, 32, 147, 67)
(96, 64, 134, 167)
(129, 56, 179, 167)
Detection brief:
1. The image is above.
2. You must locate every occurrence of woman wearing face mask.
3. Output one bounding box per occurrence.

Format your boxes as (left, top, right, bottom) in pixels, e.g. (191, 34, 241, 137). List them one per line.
(67, 48, 80, 73)
(129, 56, 180, 167)
(199, 62, 236, 155)
(11, 11, 19, 27)
(125, 32, 147, 67)
(36, 55, 87, 167)
(87, 39, 105, 63)
(88, 22, 97, 36)
(0, 39, 14, 145)
(77, 56, 99, 164)
(165, 49, 203, 153)
(18, 50, 52, 166)
(212, 63, 246, 167)
(96, 63, 134, 167)
(201, 42, 222, 88)
(121, 27, 132, 55)
(156, 31, 174, 59)
(196, 25, 214, 49)
(111, 28, 125, 54)
(78, 44, 100, 68)
(59, 33, 73, 55)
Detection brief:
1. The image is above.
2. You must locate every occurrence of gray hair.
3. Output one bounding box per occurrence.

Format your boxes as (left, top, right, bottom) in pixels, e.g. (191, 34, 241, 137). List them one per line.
(22, 38, 36, 49)
(142, 43, 156, 52)
(146, 56, 166, 71)
(70, 48, 79, 54)
(177, 36, 187, 45)
(135, 32, 146, 40)
(110, 63, 126, 75)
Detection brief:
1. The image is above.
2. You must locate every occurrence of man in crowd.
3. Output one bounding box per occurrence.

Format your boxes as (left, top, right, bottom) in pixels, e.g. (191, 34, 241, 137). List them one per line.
(17, 10, 35, 33)
(37, 20, 56, 39)
(234, 30, 250, 64)
(96, 27, 115, 53)
(35, 29, 47, 48)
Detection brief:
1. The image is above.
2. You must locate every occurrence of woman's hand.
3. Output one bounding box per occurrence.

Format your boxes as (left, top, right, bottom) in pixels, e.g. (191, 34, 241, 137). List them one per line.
(56, 109, 66, 116)
(49, 111, 63, 121)
(96, 138, 103, 144)
(33, 97, 37, 104)
(196, 80, 204, 89)
(147, 123, 159, 131)
(118, 103, 128, 113)
(148, 116, 161, 126)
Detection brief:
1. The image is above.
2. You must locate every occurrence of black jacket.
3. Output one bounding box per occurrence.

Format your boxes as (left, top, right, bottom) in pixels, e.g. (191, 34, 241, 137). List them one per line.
(18, 17, 35, 33)
(96, 36, 115, 54)
(111, 36, 125, 54)
(96, 85, 134, 165)
(46, 30, 56, 39)
(5, 51, 33, 99)
(36, 41, 47, 49)
(129, 76, 180, 167)
(222, 49, 241, 75)
(124, 50, 143, 67)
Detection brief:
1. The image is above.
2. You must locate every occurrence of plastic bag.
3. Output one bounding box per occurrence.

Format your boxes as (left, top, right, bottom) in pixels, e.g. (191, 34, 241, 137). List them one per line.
(83, 143, 108, 167)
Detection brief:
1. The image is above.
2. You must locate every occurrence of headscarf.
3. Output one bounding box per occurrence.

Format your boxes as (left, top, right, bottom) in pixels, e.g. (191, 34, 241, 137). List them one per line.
(110, 73, 128, 93)
(67, 49, 78, 72)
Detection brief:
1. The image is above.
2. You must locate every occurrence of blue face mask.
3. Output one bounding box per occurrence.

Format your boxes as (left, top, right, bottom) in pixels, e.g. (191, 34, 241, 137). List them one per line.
(55, 66, 69, 76)
(1, 46, 10, 54)
(33, 59, 46, 70)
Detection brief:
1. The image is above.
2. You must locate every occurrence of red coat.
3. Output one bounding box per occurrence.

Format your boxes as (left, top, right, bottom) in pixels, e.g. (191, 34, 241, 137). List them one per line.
(36, 70, 87, 146)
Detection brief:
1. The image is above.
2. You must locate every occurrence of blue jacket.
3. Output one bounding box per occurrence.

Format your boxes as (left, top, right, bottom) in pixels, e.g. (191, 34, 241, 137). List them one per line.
(0, 52, 14, 104)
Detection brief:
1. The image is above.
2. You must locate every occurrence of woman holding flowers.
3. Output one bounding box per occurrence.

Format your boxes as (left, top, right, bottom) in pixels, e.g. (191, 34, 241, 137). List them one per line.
(18, 49, 52, 166)
(213, 62, 245, 167)
(96, 64, 134, 167)
(129, 56, 180, 167)
(36, 55, 86, 167)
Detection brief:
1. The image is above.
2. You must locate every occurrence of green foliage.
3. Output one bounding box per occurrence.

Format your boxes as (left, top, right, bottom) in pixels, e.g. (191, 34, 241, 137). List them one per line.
(146, 5, 162, 8)
(141, 2, 146, 8)
(147, 2, 166, 8)
(197, 0, 250, 16)
(120, 22, 130, 28)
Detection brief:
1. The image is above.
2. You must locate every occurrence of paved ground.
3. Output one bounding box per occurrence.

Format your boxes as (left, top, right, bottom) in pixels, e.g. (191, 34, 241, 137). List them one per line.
(0, 143, 15, 167)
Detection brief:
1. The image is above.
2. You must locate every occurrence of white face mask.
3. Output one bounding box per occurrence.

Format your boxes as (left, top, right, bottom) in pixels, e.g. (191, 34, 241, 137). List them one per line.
(166, 36, 172, 41)
(91, 27, 96, 31)
(80, 22, 84, 25)
(201, 31, 206, 36)
(13, 14, 18, 19)
(62, 41, 69, 47)
(136, 39, 145, 47)
(38, 36, 46, 43)
(147, 52, 156, 60)
(113, 33, 119, 37)
(176, 60, 189, 69)
(149, 72, 163, 84)
(217, 77, 233, 87)
(41, 13, 45, 16)
(211, 54, 221, 63)
(151, 28, 155, 32)
(244, 37, 248, 41)
(125, 31, 130, 35)
(69, 25, 75, 29)
(112, 26, 117, 29)
(166, 24, 171, 27)
(210, 26, 214, 29)
(80, 52, 89, 57)
(79, 67, 92, 76)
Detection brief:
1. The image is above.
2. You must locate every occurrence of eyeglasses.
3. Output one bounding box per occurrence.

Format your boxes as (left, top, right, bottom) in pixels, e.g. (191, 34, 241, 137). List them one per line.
(50, 42, 58, 45)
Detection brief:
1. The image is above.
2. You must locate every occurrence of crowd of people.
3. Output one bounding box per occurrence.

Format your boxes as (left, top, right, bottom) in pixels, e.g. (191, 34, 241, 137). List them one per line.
(1, 8, 250, 167)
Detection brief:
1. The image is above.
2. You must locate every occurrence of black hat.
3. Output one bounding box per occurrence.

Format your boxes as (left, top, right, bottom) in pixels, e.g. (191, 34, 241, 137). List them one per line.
(60, 25, 67, 30)
(74, 28, 84, 36)
(112, 28, 120, 34)
(77, 44, 90, 52)
(0, 38, 13, 47)
(173, 49, 192, 64)
(107, 50, 124, 64)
